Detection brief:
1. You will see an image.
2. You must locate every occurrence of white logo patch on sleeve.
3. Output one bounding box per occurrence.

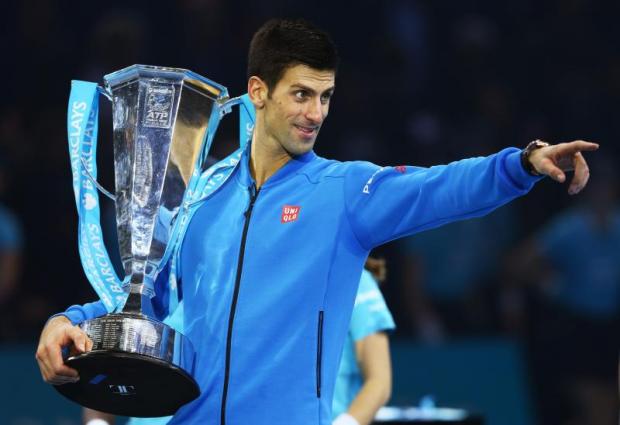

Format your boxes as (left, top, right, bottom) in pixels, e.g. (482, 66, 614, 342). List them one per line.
(362, 167, 386, 194)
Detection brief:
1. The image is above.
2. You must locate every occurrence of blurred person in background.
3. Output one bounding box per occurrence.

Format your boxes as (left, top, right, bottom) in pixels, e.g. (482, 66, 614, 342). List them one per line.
(502, 160, 619, 425)
(0, 153, 23, 340)
(332, 256, 394, 425)
(399, 205, 517, 342)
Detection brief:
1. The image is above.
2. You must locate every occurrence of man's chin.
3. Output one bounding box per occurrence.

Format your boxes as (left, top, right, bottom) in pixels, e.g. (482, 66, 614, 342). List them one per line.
(288, 140, 316, 157)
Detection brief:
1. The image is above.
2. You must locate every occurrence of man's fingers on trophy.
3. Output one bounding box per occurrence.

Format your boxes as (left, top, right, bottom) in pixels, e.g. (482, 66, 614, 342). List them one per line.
(37, 344, 78, 383)
(67, 326, 88, 352)
(35, 347, 52, 381)
(69, 335, 93, 356)
(85, 337, 94, 352)
(48, 374, 80, 385)
(35, 344, 57, 376)
(34, 344, 46, 366)
(50, 361, 80, 382)
(48, 345, 78, 377)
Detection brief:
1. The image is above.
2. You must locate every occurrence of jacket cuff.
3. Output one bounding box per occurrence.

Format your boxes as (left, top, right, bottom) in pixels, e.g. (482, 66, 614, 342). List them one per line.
(48, 301, 108, 326)
(48, 308, 84, 326)
(504, 148, 545, 189)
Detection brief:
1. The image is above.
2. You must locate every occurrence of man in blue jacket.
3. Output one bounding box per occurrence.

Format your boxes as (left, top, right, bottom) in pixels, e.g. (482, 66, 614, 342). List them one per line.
(36, 18, 598, 425)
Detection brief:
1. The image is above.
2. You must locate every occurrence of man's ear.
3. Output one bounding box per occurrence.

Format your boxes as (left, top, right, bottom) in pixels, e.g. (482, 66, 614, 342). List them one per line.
(248, 76, 268, 109)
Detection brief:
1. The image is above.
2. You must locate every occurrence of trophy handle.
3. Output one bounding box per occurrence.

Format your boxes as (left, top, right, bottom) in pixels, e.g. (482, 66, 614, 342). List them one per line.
(97, 85, 113, 101)
(79, 157, 116, 202)
(218, 96, 244, 117)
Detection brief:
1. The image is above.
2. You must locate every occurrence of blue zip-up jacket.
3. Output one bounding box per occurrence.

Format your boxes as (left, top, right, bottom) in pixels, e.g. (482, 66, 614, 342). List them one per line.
(61, 145, 540, 424)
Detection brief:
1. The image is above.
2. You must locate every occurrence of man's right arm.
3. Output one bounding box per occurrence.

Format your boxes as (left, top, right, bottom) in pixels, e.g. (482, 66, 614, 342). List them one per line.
(35, 315, 93, 384)
(35, 299, 107, 384)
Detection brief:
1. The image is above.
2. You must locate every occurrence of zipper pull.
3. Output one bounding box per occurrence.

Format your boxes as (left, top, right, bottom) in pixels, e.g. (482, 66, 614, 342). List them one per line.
(244, 184, 259, 218)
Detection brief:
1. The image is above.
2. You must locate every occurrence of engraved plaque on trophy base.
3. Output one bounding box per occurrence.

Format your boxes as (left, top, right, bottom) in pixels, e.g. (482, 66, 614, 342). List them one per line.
(54, 314, 199, 417)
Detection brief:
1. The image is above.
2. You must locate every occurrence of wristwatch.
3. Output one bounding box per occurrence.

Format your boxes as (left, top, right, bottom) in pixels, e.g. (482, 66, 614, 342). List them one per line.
(521, 139, 550, 176)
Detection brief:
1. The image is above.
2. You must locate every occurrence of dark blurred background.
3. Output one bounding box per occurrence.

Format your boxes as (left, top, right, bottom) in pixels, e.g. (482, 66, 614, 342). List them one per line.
(1, 1, 619, 424)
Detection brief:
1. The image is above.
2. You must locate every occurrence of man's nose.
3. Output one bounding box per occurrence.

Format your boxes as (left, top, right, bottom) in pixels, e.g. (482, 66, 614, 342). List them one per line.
(305, 98, 324, 123)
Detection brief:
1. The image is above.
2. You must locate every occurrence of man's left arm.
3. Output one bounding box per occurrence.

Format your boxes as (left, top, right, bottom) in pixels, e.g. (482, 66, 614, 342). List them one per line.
(343, 140, 598, 249)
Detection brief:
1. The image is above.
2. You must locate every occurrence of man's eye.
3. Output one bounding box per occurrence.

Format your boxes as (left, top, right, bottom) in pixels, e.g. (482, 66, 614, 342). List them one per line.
(295, 91, 308, 100)
(320, 93, 332, 104)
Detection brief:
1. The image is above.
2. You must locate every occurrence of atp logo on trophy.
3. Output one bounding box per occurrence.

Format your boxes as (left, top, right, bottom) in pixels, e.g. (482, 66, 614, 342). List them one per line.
(143, 84, 174, 128)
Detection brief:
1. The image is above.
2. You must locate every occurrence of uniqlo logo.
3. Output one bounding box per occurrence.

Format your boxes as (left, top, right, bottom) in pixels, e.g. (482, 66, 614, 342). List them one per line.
(395, 165, 407, 174)
(281, 205, 301, 223)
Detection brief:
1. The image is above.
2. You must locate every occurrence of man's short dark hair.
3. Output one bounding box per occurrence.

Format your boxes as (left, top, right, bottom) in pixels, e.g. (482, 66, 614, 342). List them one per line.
(247, 18, 339, 91)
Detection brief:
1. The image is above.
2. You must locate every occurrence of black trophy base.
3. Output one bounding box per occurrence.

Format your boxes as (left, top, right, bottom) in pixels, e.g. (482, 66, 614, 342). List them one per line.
(55, 350, 199, 417)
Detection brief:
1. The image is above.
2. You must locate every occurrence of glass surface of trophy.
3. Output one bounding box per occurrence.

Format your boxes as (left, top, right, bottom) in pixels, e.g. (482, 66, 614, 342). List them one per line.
(55, 65, 233, 417)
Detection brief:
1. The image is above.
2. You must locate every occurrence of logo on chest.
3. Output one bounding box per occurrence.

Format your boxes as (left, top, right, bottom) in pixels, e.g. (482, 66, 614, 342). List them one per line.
(281, 205, 301, 223)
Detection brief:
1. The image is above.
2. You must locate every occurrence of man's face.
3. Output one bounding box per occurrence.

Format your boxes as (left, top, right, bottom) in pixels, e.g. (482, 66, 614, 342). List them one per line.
(262, 64, 335, 156)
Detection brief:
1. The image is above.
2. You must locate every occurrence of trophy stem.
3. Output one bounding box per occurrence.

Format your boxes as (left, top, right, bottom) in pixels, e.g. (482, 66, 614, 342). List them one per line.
(121, 284, 155, 316)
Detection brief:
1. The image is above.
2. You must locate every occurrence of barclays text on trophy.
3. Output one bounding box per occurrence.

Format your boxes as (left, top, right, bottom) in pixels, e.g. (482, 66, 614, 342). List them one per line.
(57, 65, 246, 417)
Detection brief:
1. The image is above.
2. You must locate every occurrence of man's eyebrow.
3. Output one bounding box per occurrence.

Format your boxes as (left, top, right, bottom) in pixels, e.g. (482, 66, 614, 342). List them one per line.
(290, 84, 335, 95)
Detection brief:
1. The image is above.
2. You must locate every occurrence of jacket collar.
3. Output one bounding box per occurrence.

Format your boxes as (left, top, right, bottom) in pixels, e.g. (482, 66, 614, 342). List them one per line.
(237, 143, 317, 189)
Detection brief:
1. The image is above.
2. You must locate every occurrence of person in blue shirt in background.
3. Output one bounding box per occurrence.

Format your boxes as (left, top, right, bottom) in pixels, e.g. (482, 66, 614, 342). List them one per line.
(0, 154, 23, 340)
(332, 256, 394, 425)
(399, 205, 517, 342)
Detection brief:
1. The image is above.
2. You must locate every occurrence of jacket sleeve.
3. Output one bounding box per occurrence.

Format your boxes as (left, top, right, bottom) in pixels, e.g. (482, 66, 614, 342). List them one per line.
(54, 300, 108, 326)
(343, 147, 542, 249)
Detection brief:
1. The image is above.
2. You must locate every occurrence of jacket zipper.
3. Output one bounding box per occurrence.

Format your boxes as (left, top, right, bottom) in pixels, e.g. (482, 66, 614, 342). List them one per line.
(220, 184, 259, 425)
(316, 310, 324, 398)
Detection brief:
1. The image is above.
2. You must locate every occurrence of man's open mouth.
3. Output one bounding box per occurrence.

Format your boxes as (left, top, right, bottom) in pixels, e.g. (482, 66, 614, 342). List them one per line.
(294, 124, 318, 136)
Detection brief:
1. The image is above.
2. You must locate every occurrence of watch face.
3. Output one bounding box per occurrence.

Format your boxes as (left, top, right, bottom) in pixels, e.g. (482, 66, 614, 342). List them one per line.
(522, 140, 548, 176)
